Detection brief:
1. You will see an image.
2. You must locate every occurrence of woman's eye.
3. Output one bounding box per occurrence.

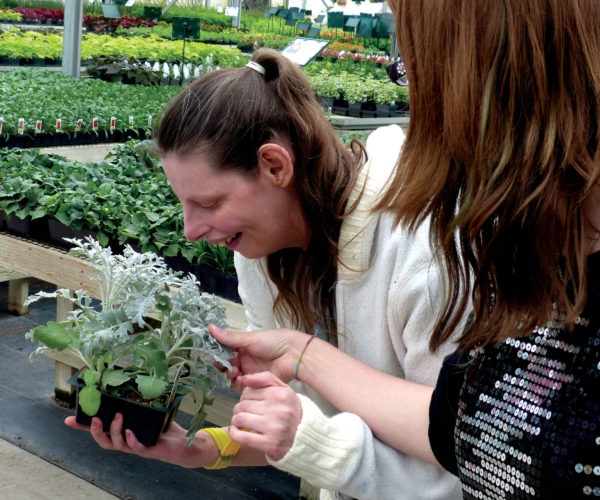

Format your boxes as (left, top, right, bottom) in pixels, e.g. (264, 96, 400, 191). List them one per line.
(199, 201, 218, 209)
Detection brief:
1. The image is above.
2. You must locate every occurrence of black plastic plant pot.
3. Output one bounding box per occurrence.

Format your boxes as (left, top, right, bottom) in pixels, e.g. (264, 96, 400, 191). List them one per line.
(193, 264, 241, 303)
(6, 214, 48, 240)
(163, 255, 193, 276)
(6, 214, 31, 236)
(47, 218, 98, 249)
(68, 371, 185, 446)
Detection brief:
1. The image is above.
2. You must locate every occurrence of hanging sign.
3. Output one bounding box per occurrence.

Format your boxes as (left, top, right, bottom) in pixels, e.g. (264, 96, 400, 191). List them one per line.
(56, 118, 62, 133)
(18, 118, 25, 135)
(75, 118, 83, 132)
(93, 117, 99, 131)
(225, 6, 239, 17)
(110, 117, 116, 131)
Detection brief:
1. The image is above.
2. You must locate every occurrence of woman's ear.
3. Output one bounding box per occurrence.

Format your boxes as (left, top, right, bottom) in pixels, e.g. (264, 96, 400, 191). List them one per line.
(257, 143, 294, 188)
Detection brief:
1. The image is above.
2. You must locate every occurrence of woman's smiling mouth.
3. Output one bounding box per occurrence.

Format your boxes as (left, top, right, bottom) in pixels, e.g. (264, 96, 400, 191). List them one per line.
(215, 232, 241, 247)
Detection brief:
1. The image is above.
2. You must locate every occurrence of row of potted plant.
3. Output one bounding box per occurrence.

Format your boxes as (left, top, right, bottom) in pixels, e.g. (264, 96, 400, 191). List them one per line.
(85, 56, 228, 87)
(0, 65, 404, 140)
(0, 6, 62, 23)
(0, 28, 63, 61)
(0, 28, 244, 66)
(308, 68, 409, 106)
(0, 141, 237, 288)
(0, 68, 180, 137)
(0, 27, 391, 80)
(83, 13, 158, 33)
(0, 7, 21, 21)
(0, 7, 158, 29)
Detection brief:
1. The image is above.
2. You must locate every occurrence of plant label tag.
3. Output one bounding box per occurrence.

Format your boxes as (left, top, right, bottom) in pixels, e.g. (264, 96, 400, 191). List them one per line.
(18, 118, 25, 135)
(129, 115, 134, 129)
(110, 117, 116, 131)
(75, 118, 83, 132)
(35, 120, 42, 134)
(56, 118, 62, 133)
(93, 117, 99, 131)
(148, 115, 152, 128)
(0, 116, 3, 136)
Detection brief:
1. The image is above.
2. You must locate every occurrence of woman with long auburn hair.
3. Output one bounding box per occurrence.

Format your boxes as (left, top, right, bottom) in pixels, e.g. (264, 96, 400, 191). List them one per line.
(65, 48, 464, 499)
(204, 1, 600, 497)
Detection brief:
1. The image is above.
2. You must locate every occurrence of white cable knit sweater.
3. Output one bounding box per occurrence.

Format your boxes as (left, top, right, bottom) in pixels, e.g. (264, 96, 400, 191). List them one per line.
(234, 125, 462, 500)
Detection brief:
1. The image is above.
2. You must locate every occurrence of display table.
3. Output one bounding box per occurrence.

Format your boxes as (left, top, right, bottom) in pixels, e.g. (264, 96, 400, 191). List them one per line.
(0, 232, 246, 426)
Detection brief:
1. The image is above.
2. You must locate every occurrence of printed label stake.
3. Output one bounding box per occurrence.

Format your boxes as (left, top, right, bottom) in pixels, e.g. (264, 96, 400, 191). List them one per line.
(129, 115, 134, 129)
(75, 118, 83, 132)
(18, 118, 24, 135)
(110, 117, 116, 131)
(93, 117, 98, 131)
(0, 116, 3, 136)
(56, 118, 62, 133)
(35, 120, 42, 134)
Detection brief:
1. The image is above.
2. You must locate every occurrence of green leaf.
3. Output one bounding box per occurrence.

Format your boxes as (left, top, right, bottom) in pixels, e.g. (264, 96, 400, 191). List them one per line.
(30, 322, 76, 351)
(135, 374, 167, 400)
(79, 385, 101, 416)
(97, 230, 110, 247)
(162, 244, 180, 257)
(133, 342, 168, 378)
(82, 369, 101, 386)
(102, 369, 133, 388)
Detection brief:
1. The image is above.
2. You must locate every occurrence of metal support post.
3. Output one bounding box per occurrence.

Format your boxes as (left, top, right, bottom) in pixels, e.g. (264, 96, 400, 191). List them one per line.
(62, 0, 84, 78)
(232, 0, 242, 29)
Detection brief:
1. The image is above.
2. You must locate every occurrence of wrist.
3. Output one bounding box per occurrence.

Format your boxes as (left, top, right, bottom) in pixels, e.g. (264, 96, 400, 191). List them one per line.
(283, 330, 313, 382)
(186, 429, 220, 468)
(293, 334, 319, 383)
(202, 427, 242, 469)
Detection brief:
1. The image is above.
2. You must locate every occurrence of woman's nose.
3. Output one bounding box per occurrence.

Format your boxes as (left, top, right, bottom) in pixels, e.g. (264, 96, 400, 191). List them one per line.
(183, 207, 210, 242)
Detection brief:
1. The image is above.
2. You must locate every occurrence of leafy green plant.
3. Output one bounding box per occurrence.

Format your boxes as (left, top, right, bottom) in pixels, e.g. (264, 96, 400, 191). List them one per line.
(86, 55, 163, 85)
(0, 27, 63, 59)
(0, 144, 237, 275)
(0, 68, 181, 136)
(307, 69, 409, 105)
(0, 149, 53, 220)
(81, 32, 244, 66)
(0, 7, 21, 20)
(25, 237, 231, 444)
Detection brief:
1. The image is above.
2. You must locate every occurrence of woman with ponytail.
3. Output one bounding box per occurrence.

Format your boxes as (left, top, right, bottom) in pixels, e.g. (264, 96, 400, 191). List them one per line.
(66, 48, 464, 500)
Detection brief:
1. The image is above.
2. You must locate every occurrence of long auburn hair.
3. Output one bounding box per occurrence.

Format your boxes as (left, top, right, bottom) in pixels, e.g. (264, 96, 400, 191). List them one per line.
(154, 49, 365, 343)
(379, 0, 600, 352)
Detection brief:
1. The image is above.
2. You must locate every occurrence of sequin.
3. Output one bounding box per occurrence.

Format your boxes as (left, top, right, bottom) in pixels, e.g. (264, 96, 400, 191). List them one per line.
(452, 253, 600, 499)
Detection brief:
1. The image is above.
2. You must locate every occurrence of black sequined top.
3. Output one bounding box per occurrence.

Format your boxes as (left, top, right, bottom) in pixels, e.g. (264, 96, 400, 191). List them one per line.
(429, 251, 600, 499)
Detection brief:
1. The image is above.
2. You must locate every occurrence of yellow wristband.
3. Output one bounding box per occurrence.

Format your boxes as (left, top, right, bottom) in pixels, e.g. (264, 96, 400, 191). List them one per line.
(202, 427, 242, 470)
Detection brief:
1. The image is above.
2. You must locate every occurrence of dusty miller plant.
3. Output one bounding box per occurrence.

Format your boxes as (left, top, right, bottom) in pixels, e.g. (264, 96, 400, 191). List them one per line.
(25, 237, 232, 445)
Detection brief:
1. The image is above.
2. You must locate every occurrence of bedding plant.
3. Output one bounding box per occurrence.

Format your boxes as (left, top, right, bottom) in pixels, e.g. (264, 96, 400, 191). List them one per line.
(25, 237, 232, 445)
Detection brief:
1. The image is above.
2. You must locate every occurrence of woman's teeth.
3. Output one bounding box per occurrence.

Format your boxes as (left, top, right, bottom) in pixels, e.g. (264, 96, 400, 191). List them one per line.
(216, 233, 239, 247)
